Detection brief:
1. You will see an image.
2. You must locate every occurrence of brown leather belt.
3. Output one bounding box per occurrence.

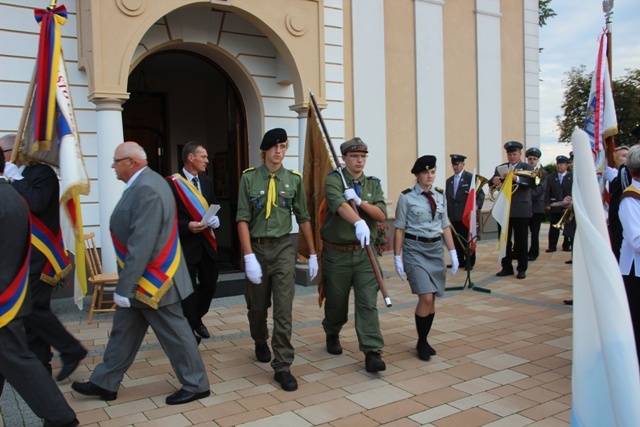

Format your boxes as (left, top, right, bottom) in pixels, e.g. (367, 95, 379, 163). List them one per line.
(405, 233, 441, 243)
(323, 240, 362, 252)
(251, 235, 289, 245)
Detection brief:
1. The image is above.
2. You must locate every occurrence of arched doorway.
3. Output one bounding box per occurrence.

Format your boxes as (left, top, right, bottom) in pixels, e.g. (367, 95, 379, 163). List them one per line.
(123, 50, 247, 280)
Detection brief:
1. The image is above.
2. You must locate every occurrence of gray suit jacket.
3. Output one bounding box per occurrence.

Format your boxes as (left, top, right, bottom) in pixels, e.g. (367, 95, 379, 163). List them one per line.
(110, 167, 192, 308)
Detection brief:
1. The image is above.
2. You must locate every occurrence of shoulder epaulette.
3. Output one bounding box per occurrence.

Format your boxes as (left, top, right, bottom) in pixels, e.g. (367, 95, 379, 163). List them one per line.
(242, 167, 255, 174)
(288, 169, 302, 177)
(435, 187, 444, 194)
(402, 188, 412, 194)
(368, 176, 381, 182)
(328, 170, 338, 176)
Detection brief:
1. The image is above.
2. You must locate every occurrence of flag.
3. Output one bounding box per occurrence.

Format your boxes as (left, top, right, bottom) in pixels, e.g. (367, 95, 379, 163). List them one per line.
(300, 100, 335, 307)
(570, 128, 640, 426)
(462, 169, 477, 255)
(584, 30, 618, 184)
(491, 169, 514, 260)
(16, 4, 90, 308)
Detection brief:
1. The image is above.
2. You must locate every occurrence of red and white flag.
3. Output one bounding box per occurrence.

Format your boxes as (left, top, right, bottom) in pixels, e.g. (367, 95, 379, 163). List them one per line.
(462, 169, 477, 255)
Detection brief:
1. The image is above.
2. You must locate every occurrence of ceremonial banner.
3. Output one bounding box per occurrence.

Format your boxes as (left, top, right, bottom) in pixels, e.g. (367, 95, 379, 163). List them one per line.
(570, 128, 640, 426)
(462, 169, 477, 255)
(491, 169, 514, 260)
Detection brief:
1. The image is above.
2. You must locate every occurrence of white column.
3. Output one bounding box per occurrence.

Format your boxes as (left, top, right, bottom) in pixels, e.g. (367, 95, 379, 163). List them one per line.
(475, 0, 502, 177)
(415, 0, 446, 189)
(296, 108, 308, 172)
(93, 98, 126, 273)
(523, 0, 540, 149)
(351, 0, 387, 193)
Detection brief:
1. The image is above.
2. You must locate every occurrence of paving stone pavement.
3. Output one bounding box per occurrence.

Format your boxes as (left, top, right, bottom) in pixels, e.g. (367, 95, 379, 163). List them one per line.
(1, 224, 575, 426)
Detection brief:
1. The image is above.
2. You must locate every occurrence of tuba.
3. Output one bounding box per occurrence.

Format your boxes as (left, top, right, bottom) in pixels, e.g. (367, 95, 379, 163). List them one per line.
(475, 175, 490, 192)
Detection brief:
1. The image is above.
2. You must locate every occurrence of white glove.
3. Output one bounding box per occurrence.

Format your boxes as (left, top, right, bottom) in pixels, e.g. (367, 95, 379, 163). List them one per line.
(449, 250, 459, 276)
(603, 166, 618, 182)
(3, 162, 23, 181)
(244, 253, 263, 284)
(343, 188, 362, 206)
(354, 219, 370, 246)
(206, 215, 220, 229)
(394, 255, 405, 281)
(113, 292, 131, 308)
(308, 254, 319, 280)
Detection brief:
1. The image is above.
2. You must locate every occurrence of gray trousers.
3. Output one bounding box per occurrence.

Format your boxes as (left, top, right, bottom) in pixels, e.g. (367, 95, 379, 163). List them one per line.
(90, 301, 209, 393)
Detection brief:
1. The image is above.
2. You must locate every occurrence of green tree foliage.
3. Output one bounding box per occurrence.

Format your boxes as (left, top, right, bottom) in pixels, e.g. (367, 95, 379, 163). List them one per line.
(556, 67, 640, 147)
(539, 0, 556, 27)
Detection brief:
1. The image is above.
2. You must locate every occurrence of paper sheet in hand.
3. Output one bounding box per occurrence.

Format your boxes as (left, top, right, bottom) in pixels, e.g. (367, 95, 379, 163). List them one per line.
(201, 204, 221, 225)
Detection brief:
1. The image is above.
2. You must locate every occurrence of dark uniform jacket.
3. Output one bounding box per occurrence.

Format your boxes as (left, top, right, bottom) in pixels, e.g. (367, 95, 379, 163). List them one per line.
(445, 170, 485, 221)
(545, 171, 573, 213)
(531, 169, 548, 214)
(491, 161, 535, 218)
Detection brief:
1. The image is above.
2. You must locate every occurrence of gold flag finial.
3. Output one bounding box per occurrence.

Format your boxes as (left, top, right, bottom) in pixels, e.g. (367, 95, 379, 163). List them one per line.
(49, 0, 57, 9)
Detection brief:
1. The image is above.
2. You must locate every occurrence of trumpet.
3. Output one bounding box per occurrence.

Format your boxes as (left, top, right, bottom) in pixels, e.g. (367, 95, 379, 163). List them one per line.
(552, 208, 574, 230)
(487, 169, 544, 202)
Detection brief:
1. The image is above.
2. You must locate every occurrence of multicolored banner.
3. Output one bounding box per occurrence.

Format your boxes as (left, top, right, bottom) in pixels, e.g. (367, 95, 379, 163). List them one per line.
(31, 214, 71, 285)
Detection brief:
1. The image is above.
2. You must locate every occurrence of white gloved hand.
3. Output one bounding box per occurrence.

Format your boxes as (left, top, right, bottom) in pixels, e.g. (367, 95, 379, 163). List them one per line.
(206, 215, 220, 229)
(353, 219, 370, 246)
(113, 292, 131, 308)
(603, 166, 618, 182)
(3, 162, 23, 181)
(449, 250, 459, 276)
(343, 188, 362, 206)
(394, 255, 405, 281)
(244, 253, 263, 284)
(308, 254, 319, 280)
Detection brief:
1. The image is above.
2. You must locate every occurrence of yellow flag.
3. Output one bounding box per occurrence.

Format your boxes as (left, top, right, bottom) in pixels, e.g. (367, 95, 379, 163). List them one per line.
(491, 169, 514, 260)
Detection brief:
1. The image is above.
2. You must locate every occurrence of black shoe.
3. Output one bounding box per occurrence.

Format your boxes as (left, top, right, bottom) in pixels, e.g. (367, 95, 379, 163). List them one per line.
(166, 389, 210, 405)
(565, 260, 573, 264)
(563, 299, 573, 306)
(57, 349, 87, 381)
(55, 417, 80, 427)
(71, 381, 117, 401)
(426, 342, 437, 356)
(562, 248, 572, 252)
(528, 256, 538, 261)
(446, 264, 452, 268)
(255, 343, 271, 363)
(194, 324, 210, 339)
(274, 370, 298, 391)
(516, 271, 526, 279)
(365, 351, 386, 373)
(416, 342, 431, 361)
(326, 334, 343, 355)
(496, 269, 514, 277)
(545, 248, 556, 253)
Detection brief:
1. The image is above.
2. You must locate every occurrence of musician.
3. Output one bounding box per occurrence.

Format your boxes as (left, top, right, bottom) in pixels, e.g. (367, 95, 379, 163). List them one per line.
(544, 155, 573, 253)
(445, 154, 485, 269)
(491, 141, 535, 279)
(525, 147, 547, 261)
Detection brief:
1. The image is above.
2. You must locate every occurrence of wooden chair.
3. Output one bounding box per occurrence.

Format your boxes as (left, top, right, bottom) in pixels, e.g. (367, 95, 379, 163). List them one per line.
(83, 232, 118, 324)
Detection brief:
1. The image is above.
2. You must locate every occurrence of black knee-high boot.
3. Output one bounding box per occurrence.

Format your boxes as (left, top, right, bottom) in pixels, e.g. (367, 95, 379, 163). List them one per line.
(415, 313, 436, 360)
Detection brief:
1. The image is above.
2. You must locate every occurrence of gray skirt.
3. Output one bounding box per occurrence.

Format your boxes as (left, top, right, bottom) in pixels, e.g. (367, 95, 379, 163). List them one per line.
(403, 238, 446, 297)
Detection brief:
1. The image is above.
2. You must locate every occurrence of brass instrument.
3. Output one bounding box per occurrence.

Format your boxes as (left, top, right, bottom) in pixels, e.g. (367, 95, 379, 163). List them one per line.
(552, 208, 574, 230)
(488, 169, 544, 202)
(475, 175, 490, 192)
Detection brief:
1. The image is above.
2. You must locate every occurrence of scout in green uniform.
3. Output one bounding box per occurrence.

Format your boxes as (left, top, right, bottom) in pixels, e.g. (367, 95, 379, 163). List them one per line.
(236, 128, 318, 392)
(320, 137, 388, 373)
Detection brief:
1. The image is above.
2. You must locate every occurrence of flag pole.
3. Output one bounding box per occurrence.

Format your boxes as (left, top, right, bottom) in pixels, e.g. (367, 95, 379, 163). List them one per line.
(309, 91, 392, 307)
(602, 0, 615, 167)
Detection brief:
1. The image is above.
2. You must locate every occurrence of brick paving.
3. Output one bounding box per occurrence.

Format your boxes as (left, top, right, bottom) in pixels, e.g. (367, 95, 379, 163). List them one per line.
(1, 224, 574, 426)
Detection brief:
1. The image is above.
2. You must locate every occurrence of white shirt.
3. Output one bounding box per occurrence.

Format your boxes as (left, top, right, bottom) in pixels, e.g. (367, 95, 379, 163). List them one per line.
(182, 168, 200, 192)
(619, 179, 640, 277)
(124, 166, 147, 191)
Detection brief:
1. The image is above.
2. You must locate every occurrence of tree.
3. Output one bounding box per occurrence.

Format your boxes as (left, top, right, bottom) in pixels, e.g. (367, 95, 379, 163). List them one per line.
(556, 67, 640, 147)
(539, 0, 556, 27)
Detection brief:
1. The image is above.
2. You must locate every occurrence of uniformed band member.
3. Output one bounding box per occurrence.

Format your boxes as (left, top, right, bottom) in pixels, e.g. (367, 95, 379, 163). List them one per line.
(491, 141, 535, 279)
(236, 128, 318, 391)
(525, 147, 547, 261)
(394, 155, 458, 361)
(320, 137, 388, 373)
(445, 154, 485, 269)
(545, 155, 573, 253)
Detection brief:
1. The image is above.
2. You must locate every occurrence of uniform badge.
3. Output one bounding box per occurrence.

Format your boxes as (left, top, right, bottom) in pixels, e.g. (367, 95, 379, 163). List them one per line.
(367, 193, 371, 197)
(285, 184, 290, 188)
(259, 190, 265, 195)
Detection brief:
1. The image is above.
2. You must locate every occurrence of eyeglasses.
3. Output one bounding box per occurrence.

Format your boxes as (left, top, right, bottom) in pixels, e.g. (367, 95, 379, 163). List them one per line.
(2, 149, 11, 153)
(112, 157, 131, 164)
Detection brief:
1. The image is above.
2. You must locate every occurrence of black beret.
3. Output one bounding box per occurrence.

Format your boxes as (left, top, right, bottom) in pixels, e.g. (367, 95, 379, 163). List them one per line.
(525, 147, 542, 158)
(450, 154, 466, 165)
(411, 155, 437, 174)
(504, 141, 523, 152)
(556, 155, 569, 164)
(340, 137, 368, 154)
(260, 128, 288, 150)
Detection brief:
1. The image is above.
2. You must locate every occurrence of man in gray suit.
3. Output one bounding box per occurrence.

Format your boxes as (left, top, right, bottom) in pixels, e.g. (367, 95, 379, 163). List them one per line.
(72, 142, 210, 406)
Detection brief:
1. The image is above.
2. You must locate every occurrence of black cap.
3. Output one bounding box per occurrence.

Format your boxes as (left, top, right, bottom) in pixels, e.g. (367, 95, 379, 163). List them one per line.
(260, 128, 288, 150)
(450, 154, 466, 165)
(525, 147, 542, 158)
(569, 151, 574, 160)
(411, 155, 437, 174)
(556, 155, 569, 164)
(340, 137, 368, 154)
(504, 141, 523, 153)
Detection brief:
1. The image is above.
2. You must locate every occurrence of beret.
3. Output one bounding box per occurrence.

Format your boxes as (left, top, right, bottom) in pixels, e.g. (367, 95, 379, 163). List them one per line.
(411, 155, 437, 174)
(260, 128, 288, 150)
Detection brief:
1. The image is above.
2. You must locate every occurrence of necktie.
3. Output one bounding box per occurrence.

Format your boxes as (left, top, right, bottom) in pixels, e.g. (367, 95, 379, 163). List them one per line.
(454, 174, 460, 196)
(265, 173, 277, 218)
(423, 191, 436, 220)
(559, 174, 563, 185)
(353, 179, 361, 197)
(192, 176, 199, 192)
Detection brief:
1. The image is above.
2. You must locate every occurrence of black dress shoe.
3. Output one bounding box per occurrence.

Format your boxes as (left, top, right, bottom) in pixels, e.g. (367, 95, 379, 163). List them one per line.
(56, 417, 80, 427)
(562, 248, 572, 252)
(274, 370, 298, 391)
(166, 388, 210, 405)
(496, 269, 514, 277)
(563, 299, 573, 306)
(416, 342, 431, 361)
(426, 342, 436, 356)
(545, 248, 556, 253)
(57, 349, 87, 381)
(365, 351, 386, 373)
(528, 256, 537, 261)
(255, 343, 271, 363)
(71, 381, 117, 401)
(326, 334, 343, 355)
(194, 324, 210, 339)
(565, 260, 573, 264)
(516, 271, 526, 279)
(446, 264, 452, 268)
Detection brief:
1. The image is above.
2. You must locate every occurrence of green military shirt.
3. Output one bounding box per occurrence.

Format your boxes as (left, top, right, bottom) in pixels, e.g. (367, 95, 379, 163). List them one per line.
(236, 163, 311, 238)
(321, 169, 387, 244)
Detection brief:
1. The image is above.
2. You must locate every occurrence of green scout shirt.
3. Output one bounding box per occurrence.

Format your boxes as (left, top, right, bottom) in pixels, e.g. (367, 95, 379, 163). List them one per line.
(320, 169, 387, 245)
(236, 164, 311, 238)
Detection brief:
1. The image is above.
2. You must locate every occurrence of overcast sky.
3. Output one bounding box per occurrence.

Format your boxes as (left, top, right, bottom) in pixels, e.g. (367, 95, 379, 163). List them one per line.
(538, 0, 640, 166)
